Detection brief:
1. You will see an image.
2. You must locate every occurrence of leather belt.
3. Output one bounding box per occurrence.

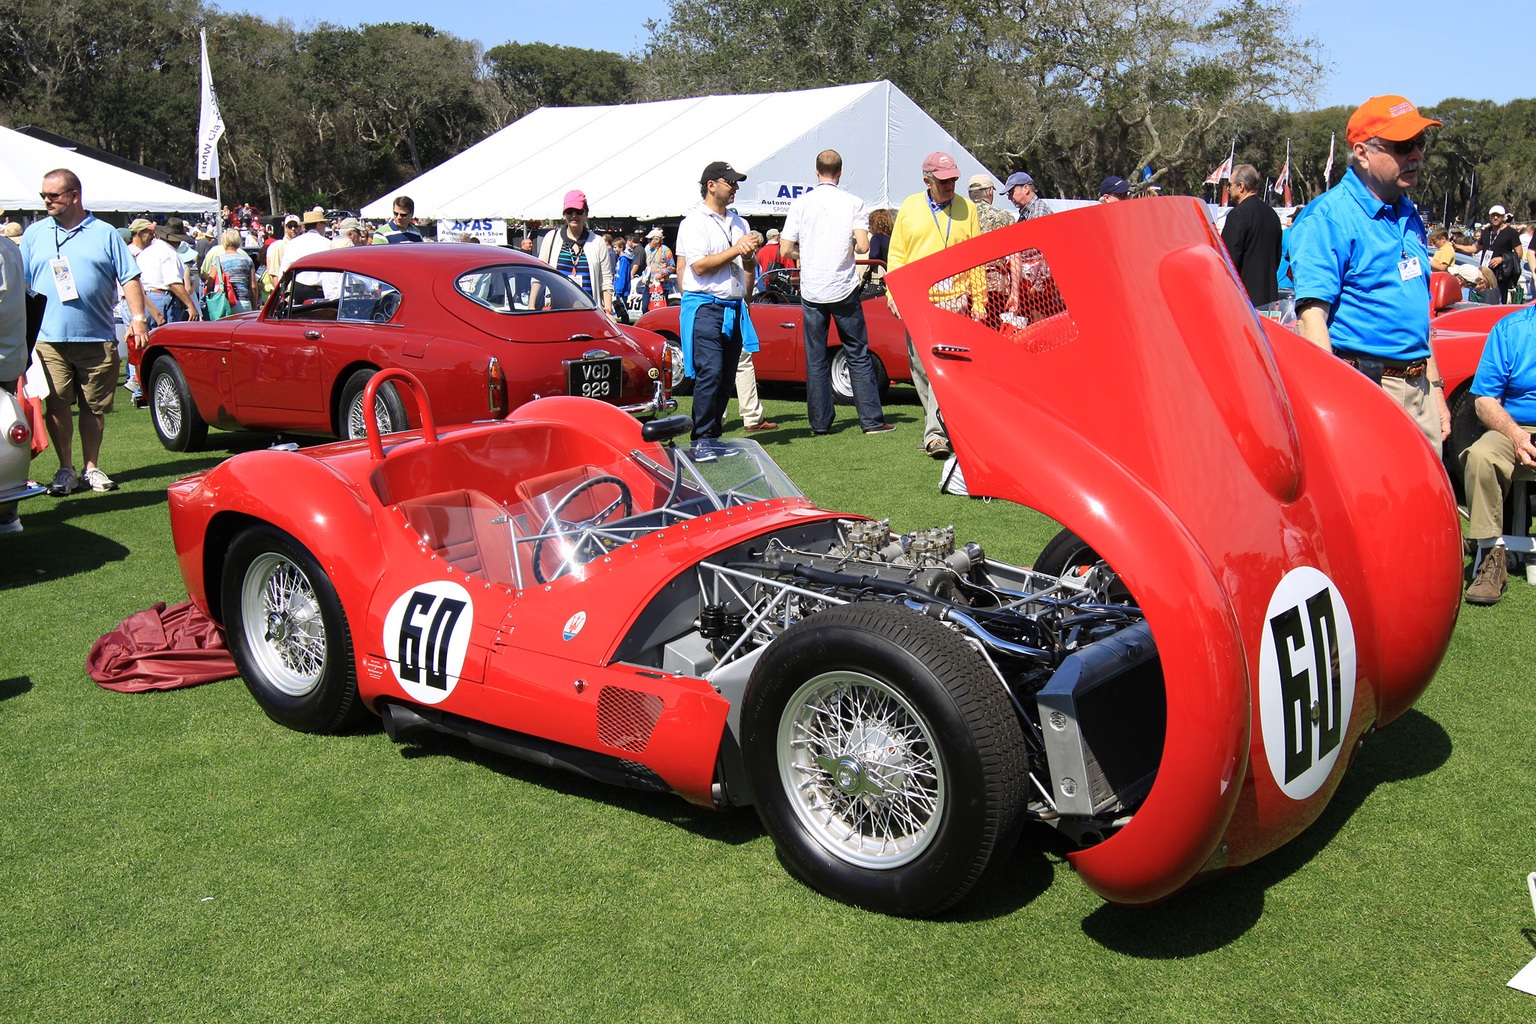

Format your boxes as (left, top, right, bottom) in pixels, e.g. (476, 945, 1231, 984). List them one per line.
(1334, 353, 1427, 378)
(145, 288, 171, 294)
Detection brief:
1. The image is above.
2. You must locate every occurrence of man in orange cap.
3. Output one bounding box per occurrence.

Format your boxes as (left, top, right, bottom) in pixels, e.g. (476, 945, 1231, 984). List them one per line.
(1290, 95, 1448, 452)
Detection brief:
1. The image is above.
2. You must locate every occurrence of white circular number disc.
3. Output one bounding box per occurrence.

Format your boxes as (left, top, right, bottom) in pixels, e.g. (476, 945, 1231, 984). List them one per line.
(382, 580, 473, 705)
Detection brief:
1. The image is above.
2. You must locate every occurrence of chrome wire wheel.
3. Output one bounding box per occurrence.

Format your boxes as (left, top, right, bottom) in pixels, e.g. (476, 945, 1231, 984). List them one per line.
(152, 371, 182, 439)
(778, 670, 945, 869)
(346, 390, 393, 440)
(239, 551, 327, 697)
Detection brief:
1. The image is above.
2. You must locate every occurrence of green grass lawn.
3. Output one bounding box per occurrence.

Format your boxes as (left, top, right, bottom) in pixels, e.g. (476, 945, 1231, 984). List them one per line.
(3, 385, 1534, 1023)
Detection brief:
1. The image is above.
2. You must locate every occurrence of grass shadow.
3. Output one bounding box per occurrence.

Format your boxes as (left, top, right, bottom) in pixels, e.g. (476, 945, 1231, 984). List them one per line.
(0, 518, 132, 589)
(1080, 708, 1452, 957)
(395, 731, 762, 847)
(0, 676, 33, 701)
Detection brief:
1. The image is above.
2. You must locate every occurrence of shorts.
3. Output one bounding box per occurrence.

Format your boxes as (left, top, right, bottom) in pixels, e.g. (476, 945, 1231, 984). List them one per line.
(37, 340, 119, 415)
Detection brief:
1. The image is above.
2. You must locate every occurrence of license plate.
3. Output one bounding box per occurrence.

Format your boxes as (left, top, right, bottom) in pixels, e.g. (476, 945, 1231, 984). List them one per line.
(565, 355, 623, 400)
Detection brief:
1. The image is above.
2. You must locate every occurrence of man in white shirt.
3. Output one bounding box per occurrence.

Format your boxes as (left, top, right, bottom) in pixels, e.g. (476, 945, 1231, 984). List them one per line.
(281, 209, 332, 303)
(780, 150, 892, 434)
(128, 219, 200, 328)
(677, 161, 761, 440)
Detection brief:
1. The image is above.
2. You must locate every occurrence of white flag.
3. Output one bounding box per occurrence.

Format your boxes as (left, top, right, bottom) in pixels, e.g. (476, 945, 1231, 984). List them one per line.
(1322, 132, 1336, 188)
(197, 29, 225, 181)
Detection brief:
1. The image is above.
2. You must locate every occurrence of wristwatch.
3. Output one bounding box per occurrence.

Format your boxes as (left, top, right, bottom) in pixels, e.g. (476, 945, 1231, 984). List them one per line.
(130, 315, 147, 323)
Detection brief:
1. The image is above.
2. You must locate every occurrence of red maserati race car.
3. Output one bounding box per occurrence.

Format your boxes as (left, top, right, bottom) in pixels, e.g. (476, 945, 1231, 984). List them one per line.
(130, 243, 673, 452)
(164, 199, 1461, 916)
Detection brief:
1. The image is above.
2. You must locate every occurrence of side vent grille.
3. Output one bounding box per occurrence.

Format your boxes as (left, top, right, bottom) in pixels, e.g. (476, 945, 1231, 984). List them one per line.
(596, 686, 665, 752)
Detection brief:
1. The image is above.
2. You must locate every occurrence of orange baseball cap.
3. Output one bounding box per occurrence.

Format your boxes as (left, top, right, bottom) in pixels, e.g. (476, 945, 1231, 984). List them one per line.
(1345, 96, 1441, 146)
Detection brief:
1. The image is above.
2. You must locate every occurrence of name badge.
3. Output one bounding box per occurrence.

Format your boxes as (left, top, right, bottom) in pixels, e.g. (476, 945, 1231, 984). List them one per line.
(1398, 257, 1422, 282)
(50, 255, 79, 301)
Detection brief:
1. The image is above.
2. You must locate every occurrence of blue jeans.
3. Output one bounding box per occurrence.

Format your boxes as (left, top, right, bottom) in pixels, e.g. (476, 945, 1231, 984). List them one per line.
(689, 303, 743, 440)
(803, 289, 883, 432)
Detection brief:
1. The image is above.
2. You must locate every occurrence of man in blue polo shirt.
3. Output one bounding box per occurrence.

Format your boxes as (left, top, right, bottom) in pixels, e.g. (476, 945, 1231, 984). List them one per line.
(1459, 306, 1536, 605)
(21, 168, 151, 495)
(1291, 95, 1448, 451)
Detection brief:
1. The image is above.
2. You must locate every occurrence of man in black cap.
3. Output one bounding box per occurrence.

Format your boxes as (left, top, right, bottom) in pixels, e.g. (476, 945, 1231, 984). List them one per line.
(1005, 171, 1052, 221)
(1098, 176, 1131, 203)
(676, 161, 762, 440)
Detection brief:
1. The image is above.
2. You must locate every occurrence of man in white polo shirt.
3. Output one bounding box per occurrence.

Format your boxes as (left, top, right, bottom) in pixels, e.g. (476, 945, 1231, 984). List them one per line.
(128, 219, 200, 328)
(677, 161, 761, 441)
(780, 149, 892, 434)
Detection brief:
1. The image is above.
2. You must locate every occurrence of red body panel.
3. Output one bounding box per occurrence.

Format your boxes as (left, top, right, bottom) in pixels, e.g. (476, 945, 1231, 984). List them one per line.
(635, 287, 913, 384)
(1430, 301, 1529, 395)
(135, 243, 666, 438)
(885, 197, 1460, 903)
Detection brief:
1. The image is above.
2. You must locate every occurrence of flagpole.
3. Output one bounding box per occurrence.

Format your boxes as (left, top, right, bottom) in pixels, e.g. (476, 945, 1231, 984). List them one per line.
(197, 28, 227, 237)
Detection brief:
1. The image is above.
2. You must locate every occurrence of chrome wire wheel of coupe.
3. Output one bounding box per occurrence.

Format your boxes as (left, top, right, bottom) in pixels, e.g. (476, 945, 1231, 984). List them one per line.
(778, 670, 944, 869)
(222, 524, 367, 733)
(153, 371, 182, 440)
(740, 603, 1029, 916)
(339, 367, 410, 441)
(240, 550, 326, 697)
(147, 357, 208, 451)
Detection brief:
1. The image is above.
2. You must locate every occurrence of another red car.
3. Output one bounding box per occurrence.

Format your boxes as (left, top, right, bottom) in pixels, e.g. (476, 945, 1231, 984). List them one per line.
(635, 265, 911, 404)
(131, 243, 673, 451)
(163, 199, 1458, 916)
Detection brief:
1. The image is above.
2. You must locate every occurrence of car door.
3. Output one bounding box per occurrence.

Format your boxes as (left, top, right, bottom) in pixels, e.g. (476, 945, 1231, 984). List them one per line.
(748, 268, 803, 379)
(228, 276, 329, 422)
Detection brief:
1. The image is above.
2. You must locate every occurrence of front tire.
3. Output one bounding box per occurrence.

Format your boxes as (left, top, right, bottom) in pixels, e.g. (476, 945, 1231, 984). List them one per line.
(740, 604, 1028, 916)
(829, 349, 890, 406)
(339, 368, 409, 441)
(148, 357, 209, 452)
(222, 524, 368, 733)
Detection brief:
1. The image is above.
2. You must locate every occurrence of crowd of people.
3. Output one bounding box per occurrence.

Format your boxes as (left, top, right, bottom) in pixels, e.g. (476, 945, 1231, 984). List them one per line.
(2, 94, 1532, 580)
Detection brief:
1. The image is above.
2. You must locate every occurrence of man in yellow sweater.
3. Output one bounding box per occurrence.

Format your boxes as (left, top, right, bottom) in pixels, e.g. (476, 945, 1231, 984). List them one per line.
(886, 151, 985, 458)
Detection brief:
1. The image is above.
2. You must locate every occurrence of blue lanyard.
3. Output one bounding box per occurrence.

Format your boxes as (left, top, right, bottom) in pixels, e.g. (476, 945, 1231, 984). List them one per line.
(928, 197, 954, 247)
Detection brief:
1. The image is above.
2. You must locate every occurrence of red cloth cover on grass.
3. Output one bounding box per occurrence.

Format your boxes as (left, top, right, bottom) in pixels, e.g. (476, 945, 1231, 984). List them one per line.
(88, 601, 239, 692)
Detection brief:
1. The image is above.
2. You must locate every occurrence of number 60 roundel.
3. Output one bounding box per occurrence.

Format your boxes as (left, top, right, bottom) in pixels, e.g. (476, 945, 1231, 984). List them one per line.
(382, 580, 474, 704)
(1257, 567, 1357, 801)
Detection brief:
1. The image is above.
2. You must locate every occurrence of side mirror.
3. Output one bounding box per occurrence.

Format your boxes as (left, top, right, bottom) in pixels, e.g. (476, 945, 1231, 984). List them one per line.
(641, 414, 693, 443)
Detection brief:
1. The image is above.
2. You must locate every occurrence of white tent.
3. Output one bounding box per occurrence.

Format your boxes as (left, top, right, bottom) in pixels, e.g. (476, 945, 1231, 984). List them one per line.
(0, 125, 218, 215)
(362, 81, 997, 222)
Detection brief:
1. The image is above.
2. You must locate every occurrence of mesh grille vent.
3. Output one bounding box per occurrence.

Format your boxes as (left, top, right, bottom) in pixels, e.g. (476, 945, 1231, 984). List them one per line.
(596, 686, 665, 752)
(926, 246, 1077, 354)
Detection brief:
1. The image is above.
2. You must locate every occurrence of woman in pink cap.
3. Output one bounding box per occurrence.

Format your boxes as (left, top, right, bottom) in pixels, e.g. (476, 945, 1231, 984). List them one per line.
(536, 189, 616, 315)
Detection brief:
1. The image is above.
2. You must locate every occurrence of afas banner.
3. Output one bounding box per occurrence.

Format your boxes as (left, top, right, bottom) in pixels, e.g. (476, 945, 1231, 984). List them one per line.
(435, 218, 508, 245)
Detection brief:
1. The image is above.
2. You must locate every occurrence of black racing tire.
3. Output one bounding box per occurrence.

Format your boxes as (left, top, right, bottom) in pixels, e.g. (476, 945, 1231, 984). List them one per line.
(1035, 527, 1101, 578)
(222, 523, 368, 734)
(148, 356, 209, 452)
(339, 367, 410, 441)
(663, 337, 694, 396)
(740, 603, 1029, 916)
(1442, 381, 1480, 506)
(830, 348, 891, 406)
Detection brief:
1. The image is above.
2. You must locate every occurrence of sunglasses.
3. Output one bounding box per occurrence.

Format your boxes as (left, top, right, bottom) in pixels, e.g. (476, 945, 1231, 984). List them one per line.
(39, 189, 77, 201)
(1376, 134, 1427, 155)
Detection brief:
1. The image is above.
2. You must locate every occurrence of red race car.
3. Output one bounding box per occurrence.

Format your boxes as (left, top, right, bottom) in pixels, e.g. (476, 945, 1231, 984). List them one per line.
(635, 263, 911, 404)
(165, 199, 1459, 916)
(130, 243, 674, 451)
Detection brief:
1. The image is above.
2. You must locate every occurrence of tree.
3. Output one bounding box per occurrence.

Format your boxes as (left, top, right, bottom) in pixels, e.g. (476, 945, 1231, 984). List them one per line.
(484, 42, 638, 122)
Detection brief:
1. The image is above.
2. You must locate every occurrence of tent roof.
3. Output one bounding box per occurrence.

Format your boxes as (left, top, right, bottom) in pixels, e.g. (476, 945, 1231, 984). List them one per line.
(362, 81, 998, 222)
(0, 125, 218, 214)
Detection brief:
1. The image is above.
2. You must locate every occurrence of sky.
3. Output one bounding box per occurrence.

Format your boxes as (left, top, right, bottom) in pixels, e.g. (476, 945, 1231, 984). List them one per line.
(233, 0, 1528, 111)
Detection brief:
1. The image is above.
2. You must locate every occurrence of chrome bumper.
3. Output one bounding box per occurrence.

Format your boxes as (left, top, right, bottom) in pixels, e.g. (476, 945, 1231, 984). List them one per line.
(618, 379, 679, 419)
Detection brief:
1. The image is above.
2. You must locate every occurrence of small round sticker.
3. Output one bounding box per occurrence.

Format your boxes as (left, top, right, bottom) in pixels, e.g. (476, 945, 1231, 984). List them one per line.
(382, 580, 473, 705)
(1257, 567, 1357, 801)
(562, 610, 587, 641)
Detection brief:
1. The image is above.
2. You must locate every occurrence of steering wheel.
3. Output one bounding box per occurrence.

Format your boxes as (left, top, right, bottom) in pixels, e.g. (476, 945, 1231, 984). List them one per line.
(531, 475, 636, 583)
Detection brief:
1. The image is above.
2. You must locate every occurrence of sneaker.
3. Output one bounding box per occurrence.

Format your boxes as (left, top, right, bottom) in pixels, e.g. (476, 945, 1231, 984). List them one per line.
(1465, 545, 1508, 605)
(0, 511, 20, 535)
(46, 467, 79, 496)
(81, 466, 118, 492)
(863, 423, 896, 434)
(924, 437, 953, 459)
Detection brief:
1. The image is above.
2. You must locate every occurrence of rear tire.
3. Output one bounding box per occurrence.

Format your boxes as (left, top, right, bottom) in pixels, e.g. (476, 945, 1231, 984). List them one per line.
(339, 368, 409, 441)
(740, 603, 1028, 916)
(222, 523, 368, 733)
(830, 349, 890, 406)
(148, 357, 209, 452)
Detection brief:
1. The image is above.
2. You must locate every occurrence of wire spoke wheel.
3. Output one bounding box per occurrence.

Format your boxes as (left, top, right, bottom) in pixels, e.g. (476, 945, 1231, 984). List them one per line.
(780, 671, 944, 869)
(152, 372, 182, 438)
(240, 551, 327, 696)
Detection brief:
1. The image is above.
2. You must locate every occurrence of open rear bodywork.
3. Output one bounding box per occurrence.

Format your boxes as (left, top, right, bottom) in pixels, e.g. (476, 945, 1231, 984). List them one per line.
(885, 197, 1462, 903)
